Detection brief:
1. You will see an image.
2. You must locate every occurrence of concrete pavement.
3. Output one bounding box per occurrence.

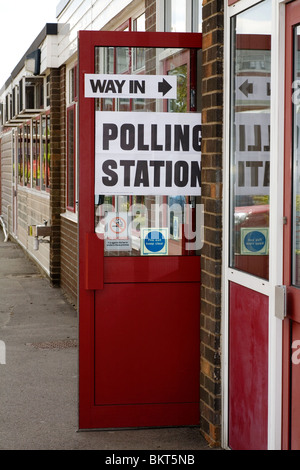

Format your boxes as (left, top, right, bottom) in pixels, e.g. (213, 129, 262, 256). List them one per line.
(0, 230, 218, 451)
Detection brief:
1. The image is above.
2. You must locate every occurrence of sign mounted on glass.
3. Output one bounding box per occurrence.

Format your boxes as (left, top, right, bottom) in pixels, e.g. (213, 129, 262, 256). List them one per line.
(105, 212, 131, 252)
(85, 74, 178, 100)
(240, 227, 269, 255)
(95, 111, 202, 196)
(141, 228, 169, 256)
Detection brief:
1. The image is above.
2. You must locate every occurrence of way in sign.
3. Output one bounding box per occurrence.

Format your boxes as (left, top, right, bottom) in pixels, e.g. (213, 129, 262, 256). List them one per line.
(85, 74, 177, 99)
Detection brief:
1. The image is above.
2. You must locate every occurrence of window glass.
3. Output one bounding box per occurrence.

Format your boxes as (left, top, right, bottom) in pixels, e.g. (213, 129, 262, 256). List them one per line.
(69, 65, 78, 103)
(46, 116, 51, 190)
(41, 115, 50, 191)
(170, 0, 187, 32)
(32, 118, 41, 189)
(18, 127, 23, 185)
(94, 46, 202, 258)
(25, 78, 44, 110)
(67, 106, 76, 210)
(229, 0, 271, 279)
(46, 75, 50, 107)
(194, 1, 202, 33)
(24, 123, 31, 187)
(165, 0, 202, 32)
(133, 13, 145, 32)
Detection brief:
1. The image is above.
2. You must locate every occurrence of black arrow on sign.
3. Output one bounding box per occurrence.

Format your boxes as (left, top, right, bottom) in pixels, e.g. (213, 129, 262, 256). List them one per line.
(239, 79, 253, 98)
(158, 78, 173, 96)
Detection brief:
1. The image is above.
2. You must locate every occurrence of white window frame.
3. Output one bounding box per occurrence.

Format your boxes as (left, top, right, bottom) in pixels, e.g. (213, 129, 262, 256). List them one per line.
(64, 61, 78, 220)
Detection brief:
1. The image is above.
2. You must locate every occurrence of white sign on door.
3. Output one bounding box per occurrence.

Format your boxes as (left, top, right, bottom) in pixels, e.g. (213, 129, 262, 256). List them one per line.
(85, 74, 177, 100)
(94, 111, 202, 196)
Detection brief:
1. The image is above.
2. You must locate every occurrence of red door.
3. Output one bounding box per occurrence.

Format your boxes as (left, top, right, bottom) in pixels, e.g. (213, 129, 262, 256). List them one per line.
(283, 1, 300, 450)
(78, 31, 202, 429)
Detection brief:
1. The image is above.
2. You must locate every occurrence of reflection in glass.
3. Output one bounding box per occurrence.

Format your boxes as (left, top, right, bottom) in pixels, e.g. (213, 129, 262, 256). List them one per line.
(229, 0, 271, 280)
(170, 0, 187, 32)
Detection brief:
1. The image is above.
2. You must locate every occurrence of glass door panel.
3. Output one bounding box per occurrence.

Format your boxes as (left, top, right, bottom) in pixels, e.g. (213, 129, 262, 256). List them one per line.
(229, 0, 272, 280)
(94, 46, 202, 257)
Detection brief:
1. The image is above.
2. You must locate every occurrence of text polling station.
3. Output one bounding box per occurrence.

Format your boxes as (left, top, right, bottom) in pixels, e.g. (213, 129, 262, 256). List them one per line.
(95, 111, 202, 196)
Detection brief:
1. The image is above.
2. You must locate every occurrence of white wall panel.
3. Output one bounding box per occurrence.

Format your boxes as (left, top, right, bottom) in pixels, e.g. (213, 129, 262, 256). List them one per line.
(56, 0, 139, 68)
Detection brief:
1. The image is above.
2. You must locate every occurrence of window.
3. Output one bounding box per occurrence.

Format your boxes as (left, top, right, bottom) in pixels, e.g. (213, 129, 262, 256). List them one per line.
(66, 64, 78, 212)
(41, 113, 50, 191)
(19, 77, 44, 112)
(0, 103, 3, 127)
(18, 127, 23, 185)
(95, 13, 146, 113)
(164, 0, 202, 33)
(5, 93, 12, 123)
(12, 86, 19, 118)
(69, 64, 78, 103)
(24, 123, 31, 187)
(229, 0, 271, 280)
(32, 117, 41, 189)
(46, 75, 50, 107)
(133, 12, 145, 32)
(67, 105, 76, 211)
(133, 13, 146, 72)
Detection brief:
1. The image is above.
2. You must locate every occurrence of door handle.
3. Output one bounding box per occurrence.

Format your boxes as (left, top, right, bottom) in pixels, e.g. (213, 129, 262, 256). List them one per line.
(275, 285, 287, 320)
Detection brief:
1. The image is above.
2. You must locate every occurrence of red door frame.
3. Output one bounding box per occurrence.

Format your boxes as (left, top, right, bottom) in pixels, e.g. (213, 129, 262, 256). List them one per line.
(283, 1, 300, 450)
(78, 31, 202, 430)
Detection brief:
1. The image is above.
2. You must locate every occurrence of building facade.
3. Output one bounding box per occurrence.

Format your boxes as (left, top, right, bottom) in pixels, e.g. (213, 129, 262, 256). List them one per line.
(0, 0, 300, 450)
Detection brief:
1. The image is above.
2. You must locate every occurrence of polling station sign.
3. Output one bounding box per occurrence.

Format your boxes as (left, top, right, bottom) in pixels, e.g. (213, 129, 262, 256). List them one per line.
(95, 111, 202, 196)
(234, 112, 270, 197)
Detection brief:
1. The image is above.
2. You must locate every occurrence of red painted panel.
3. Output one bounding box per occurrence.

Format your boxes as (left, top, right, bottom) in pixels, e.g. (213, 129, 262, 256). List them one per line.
(234, 255, 268, 280)
(94, 282, 200, 425)
(78, 30, 202, 49)
(104, 256, 201, 284)
(291, 321, 300, 450)
(78, 31, 202, 430)
(80, 403, 200, 430)
(229, 282, 269, 450)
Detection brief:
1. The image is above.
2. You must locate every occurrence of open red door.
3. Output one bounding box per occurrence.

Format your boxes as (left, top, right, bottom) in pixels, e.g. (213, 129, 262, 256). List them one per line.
(78, 31, 202, 429)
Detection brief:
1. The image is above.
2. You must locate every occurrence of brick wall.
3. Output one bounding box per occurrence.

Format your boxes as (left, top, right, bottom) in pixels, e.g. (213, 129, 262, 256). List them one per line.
(61, 216, 78, 308)
(145, 0, 156, 32)
(200, 0, 223, 446)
